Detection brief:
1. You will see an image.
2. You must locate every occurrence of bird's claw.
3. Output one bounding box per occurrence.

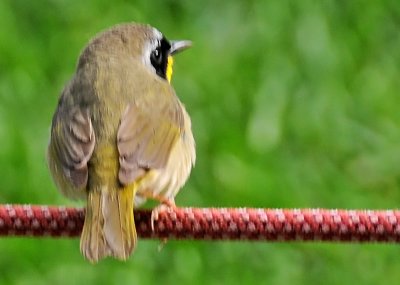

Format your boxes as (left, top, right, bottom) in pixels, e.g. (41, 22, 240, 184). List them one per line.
(151, 200, 176, 231)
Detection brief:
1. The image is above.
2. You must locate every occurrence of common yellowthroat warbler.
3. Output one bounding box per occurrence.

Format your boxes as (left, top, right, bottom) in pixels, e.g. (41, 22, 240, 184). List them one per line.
(47, 23, 196, 263)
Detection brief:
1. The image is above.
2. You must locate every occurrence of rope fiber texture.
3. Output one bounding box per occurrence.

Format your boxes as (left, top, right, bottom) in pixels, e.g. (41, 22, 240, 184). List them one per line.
(1, 205, 400, 242)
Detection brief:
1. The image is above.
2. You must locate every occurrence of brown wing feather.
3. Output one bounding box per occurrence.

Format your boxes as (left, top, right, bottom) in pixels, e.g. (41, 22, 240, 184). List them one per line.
(117, 100, 183, 185)
(49, 104, 95, 192)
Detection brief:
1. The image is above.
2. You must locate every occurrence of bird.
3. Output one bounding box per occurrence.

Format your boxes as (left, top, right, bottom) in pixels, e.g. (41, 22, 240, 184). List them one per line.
(47, 23, 196, 263)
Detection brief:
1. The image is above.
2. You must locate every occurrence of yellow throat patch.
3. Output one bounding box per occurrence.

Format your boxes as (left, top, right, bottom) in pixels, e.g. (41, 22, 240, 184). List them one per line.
(166, 55, 174, 83)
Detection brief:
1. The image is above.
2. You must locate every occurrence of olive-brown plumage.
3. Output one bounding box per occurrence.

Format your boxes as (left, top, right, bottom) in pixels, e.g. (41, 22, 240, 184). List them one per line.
(47, 23, 195, 262)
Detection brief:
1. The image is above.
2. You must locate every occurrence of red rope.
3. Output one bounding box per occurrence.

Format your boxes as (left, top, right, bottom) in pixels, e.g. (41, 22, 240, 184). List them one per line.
(1, 205, 400, 242)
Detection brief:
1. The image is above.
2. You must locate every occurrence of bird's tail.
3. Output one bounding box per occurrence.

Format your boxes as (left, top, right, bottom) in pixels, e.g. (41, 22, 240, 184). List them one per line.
(80, 184, 137, 263)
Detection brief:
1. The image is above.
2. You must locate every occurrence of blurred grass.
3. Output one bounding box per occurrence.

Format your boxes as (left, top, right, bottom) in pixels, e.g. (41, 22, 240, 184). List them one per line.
(1, 0, 400, 284)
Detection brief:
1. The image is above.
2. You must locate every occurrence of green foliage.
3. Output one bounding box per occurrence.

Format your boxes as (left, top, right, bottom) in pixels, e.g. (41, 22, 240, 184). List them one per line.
(1, 0, 400, 284)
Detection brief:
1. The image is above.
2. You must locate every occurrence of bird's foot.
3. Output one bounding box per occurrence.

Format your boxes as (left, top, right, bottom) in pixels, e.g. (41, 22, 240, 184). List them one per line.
(150, 199, 176, 231)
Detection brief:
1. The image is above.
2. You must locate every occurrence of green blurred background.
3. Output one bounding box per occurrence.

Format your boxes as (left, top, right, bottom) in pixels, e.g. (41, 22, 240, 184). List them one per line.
(1, 0, 400, 284)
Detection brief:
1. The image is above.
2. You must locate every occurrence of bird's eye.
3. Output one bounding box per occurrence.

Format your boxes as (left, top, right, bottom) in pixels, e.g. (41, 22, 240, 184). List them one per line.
(149, 38, 171, 80)
(150, 47, 163, 67)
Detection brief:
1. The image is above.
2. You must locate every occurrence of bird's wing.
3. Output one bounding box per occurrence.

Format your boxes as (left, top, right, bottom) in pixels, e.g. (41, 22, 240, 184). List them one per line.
(117, 97, 184, 185)
(48, 102, 95, 194)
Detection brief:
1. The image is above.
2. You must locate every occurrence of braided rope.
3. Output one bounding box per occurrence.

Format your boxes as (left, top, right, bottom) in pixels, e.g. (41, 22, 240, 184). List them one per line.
(1, 205, 400, 242)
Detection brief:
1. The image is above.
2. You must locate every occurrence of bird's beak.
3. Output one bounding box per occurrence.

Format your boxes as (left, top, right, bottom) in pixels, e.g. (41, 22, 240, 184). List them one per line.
(169, 40, 192, 56)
